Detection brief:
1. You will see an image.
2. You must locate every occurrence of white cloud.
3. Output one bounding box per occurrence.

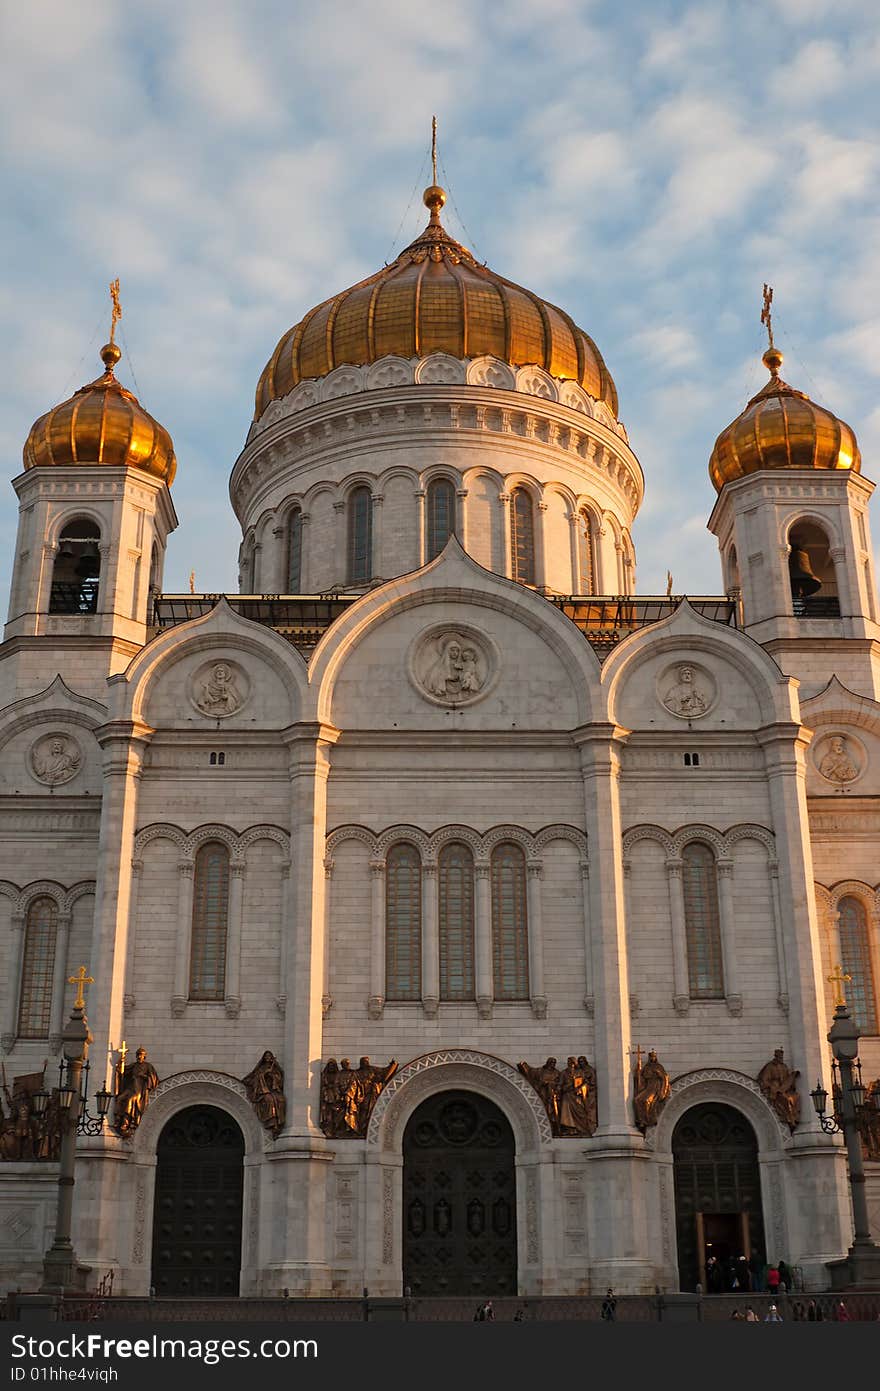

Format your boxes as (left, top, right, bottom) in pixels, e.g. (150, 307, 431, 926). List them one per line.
(768, 39, 846, 103)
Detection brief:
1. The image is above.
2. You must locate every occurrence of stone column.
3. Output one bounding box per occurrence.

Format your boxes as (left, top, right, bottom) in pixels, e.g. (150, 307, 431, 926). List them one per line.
(456, 488, 468, 553)
(768, 859, 790, 1013)
(224, 858, 245, 1018)
(368, 859, 385, 1020)
(299, 513, 311, 593)
(526, 862, 547, 1019)
(333, 500, 346, 586)
(716, 858, 742, 1015)
(474, 860, 493, 1018)
(48, 911, 72, 1053)
(122, 859, 142, 1013)
(580, 860, 594, 1014)
(35, 542, 57, 623)
(568, 513, 581, 592)
(422, 862, 439, 1018)
(1, 911, 25, 1051)
(277, 860, 291, 1017)
(499, 493, 511, 579)
(272, 524, 286, 591)
(371, 493, 384, 579)
(665, 857, 691, 1015)
(252, 540, 263, 592)
(535, 501, 548, 590)
(414, 490, 426, 568)
(171, 859, 195, 1017)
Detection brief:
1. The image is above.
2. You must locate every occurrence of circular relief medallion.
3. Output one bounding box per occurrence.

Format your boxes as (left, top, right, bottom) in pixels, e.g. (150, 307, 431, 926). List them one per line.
(190, 660, 249, 718)
(409, 626, 497, 707)
(657, 661, 716, 720)
(814, 731, 864, 786)
(29, 732, 82, 786)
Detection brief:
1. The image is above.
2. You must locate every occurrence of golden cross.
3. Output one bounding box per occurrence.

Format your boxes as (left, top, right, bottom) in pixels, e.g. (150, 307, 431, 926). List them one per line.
(109, 278, 122, 345)
(827, 964, 852, 1009)
(68, 966, 94, 1010)
(189, 569, 196, 594)
(431, 115, 438, 186)
(117, 1040, 128, 1070)
(761, 283, 774, 350)
(630, 1043, 644, 1073)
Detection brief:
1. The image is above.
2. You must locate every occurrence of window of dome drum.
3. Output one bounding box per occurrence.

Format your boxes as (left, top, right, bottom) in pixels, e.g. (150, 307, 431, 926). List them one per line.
(837, 897, 878, 1034)
(491, 843, 529, 1000)
(189, 842, 230, 1001)
(579, 512, 595, 592)
(50, 520, 100, 615)
(439, 843, 475, 1000)
(510, 490, 535, 586)
(682, 843, 724, 999)
(287, 509, 303, 592)
(426, 479, 456, 561)
(348, 487, 372, 585)
(18, 898, 58, 1038)
(386, 843, 421, 1001)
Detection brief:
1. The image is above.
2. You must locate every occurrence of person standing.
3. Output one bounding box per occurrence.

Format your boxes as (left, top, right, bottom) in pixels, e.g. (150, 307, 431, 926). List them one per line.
(764, 1304, 783, 1323)
(766, 1262, 780, 1297)
(601, 1288, 617, 1321)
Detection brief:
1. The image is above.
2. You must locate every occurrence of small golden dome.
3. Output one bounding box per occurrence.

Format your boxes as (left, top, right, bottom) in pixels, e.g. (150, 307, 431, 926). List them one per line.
(23, 343, 176, 485)
(255, 187, 618, 420)
(709, 347, 860, 492)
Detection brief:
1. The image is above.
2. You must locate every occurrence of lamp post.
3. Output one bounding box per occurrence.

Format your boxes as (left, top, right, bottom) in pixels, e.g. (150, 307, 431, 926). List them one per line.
(810, 967, 880, 1290)
(39, 968, 112, 1294)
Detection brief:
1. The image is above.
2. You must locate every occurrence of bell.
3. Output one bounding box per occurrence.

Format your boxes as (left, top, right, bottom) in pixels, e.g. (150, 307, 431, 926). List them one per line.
(75, 542, 100, 579)
(57, 539, 75, 560)
(788, 548, 821, 598)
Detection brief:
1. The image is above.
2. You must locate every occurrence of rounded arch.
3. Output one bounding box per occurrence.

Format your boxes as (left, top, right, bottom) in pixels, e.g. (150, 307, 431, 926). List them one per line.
(375, 825, 432, 860)
(532, 824, 587, 856)
(16, 880, 66, 915)
(325, 824, 378, 859)
(236, 824, 290, 859)
(622, 825, 676, 858)
(672, 825, 726, 858)
(466, 356, 516, 390)
(379, 464, 421, 490)
(650, 1069, 789, 1155)
(133, 1071, 267, 1160)
(428, 824, 482, 857)
(134, 823, 188, 857)
(184, 823, 240, 858)
(62, 882, 96, 914)
(514, 366, 558, 401)
(479, 824, 538, 859)
(47, 508, 104, 549)
(460, 464, 504, 492)
(367, 1050, 552, 1151)
(302, 481, 336, 510)
(782, 510, 842, 553)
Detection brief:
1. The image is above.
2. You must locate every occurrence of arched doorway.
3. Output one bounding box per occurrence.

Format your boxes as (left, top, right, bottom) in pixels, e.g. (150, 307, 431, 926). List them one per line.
(151, 1105, 245, 1296)
(403, 1090, 517, 1296)
(672, 1102, 766, 1293)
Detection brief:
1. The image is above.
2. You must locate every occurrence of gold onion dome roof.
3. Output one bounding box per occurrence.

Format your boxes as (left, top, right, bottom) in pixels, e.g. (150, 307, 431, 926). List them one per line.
(709, 345, 860, 493)
(23, 342, 176, 485)
(255, 185, 618, 420)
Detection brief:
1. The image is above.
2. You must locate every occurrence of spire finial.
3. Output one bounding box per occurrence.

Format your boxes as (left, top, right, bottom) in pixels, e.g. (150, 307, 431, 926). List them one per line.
(761, 282, 784, 377)
(100, 277, 123, 374)
(423, 115, 446, 223)
(827, 963, 852, 1010)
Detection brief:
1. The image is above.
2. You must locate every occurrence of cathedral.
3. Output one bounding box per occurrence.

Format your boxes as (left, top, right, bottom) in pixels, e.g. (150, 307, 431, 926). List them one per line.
(1, 172, 879, 1300)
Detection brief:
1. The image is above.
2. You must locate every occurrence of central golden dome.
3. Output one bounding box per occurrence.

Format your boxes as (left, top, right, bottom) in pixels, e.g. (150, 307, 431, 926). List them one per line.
(255, 186, 618, 420)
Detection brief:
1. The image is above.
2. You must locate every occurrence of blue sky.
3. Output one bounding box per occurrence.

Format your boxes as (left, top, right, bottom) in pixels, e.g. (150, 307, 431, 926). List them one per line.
(1, 0, 878, 600)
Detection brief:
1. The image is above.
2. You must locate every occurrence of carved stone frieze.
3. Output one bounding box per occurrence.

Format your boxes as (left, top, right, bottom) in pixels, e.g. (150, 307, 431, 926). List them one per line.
(320, 1057, 398, 1138)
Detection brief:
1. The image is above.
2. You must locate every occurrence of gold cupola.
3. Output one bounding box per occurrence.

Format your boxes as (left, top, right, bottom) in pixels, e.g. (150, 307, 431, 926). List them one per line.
(24, 340, 176, 485)
(255, 183, 618, 421)
(709, 306, 860, 492)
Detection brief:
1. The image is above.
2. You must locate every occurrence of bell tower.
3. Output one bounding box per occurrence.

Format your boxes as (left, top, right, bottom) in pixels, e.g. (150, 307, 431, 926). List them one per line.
(3, 286, 178, 696)
(707, 289, 880, 698)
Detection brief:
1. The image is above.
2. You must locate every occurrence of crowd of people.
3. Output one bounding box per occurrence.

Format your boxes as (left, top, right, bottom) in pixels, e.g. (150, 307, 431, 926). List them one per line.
(705, 1253, 794, 1294)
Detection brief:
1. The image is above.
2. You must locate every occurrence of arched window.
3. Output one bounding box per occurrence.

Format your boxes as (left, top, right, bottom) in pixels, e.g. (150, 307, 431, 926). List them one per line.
(788, 521, 839, 618)
(190, 842, 230, 1001)
(427, 479, 456, 561)
(682, 842, 724, 999)
(348, 486, 373, 585)
(439, 842, 475, 1000)
(727, 545, 740, 591)
(287, 508, 303, 591)
(50, 519, 100, 614)
(491, 841, 529, 1000)
(838, 897, 878, 1034)
(385, 843, 422, 1001)
(18, 897, 58, 1038)
(579, 510, 595, 592)
(510, 489, 535, 585)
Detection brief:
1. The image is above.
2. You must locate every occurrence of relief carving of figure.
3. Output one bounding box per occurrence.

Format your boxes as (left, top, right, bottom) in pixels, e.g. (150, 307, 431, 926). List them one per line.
(518, 1055, 597, 1136)
(662, 665, 710, 718)
(818, 736, 860, 785)
(320, 1055, 397, 1138)
(422, 633, 484, 701)
(195, 662, 243, 717)
(31, 736, 81, 786)
(241, 1050, 286, 1138)
(757, 1048, 801, 1132)
(633, 1049, 670, 1132)
(858, 1079, 880, 1160)
(112, 1047, 159, 1138)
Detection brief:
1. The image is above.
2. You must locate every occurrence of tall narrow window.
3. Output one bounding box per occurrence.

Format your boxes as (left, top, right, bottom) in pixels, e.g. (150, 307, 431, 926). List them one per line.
(510, 489, 535, 585)
(838, 896, 878, 1034)
(348, 486, 372, 584)
(386, 843, 421, 1001)
(439, 842, 475, 1000)
(18, 897, 58, 1039)
(50, 519, 100, 615)
(427, 479, 456, 560)
(491, 842, 529, 1000)
(682, 842, 724, 998)
(579, 510, 595, 592)
(190, 842, 230, 1001)
(287, 509, 303, 592)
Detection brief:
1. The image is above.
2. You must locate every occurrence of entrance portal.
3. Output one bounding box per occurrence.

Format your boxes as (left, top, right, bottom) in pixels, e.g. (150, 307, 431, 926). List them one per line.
(672, 1102, 765, 1292)
(402, 1090, 517, 1297)
(151, 1105, 245, 1296)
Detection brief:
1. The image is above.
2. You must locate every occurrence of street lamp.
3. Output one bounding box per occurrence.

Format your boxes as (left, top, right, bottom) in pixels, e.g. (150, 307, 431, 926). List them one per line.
(810, 966, 880, 1290)
(41, 967, 112, 1294)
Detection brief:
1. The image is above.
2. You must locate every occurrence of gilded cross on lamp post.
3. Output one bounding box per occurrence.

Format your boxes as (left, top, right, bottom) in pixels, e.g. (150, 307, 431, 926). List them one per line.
(828, 964, 852, 1010)
(68, 966, 94, 1011)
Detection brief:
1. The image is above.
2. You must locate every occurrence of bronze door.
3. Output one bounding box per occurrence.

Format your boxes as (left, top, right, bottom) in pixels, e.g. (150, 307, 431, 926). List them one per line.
(672, 1103, 765, 1293)
(151, 1106, 245, 1296)
(403, 1090, 517, 1297)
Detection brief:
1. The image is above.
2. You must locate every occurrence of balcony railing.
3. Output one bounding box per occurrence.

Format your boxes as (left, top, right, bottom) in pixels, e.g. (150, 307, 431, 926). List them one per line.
(792, 595, 841, 619)
(49, 580, 99, 615)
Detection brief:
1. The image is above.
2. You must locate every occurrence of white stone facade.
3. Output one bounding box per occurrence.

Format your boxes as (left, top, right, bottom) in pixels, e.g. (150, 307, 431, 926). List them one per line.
(1, 347, 879, 1299)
